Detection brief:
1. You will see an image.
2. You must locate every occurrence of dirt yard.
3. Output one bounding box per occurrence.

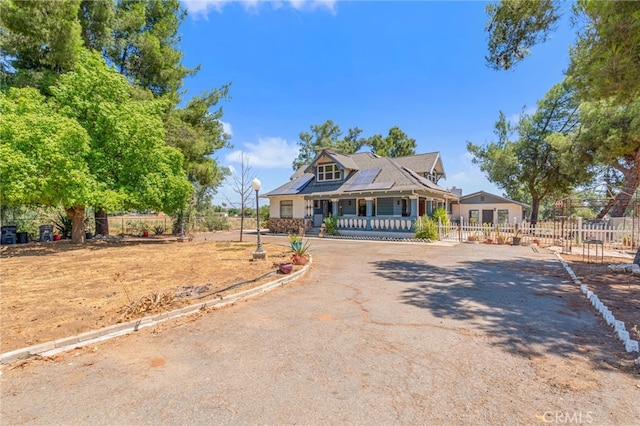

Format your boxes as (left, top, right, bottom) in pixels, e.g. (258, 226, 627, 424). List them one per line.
(562, 253, 640, 343)
(1, 235, 297, 353)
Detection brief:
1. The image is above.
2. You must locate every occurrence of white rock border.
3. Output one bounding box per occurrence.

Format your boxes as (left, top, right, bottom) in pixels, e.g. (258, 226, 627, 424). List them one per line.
(555, 253, 640, 365)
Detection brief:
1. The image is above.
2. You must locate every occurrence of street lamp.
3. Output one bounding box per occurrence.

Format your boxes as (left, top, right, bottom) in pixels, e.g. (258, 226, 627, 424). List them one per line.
(252, 177, 266, 260)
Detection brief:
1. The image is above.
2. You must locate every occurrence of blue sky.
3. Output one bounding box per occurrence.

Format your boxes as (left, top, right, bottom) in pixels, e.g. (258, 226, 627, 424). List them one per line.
(178, 0, 576, 206)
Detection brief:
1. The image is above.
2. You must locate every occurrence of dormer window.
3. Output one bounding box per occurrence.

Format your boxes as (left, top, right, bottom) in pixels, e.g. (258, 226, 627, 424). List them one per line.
(317, 163, 341, 182)
(425, 171, 438, 183)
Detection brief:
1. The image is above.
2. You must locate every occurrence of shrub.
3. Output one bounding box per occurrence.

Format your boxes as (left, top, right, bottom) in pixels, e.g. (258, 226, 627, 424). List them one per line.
(323, 215, 339, 236)
(414, 215, 438, 240)
(431, 206, 449, 225)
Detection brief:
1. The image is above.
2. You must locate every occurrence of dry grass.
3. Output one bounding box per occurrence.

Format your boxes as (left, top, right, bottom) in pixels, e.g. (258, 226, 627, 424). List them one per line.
(1, 238, 294, 353)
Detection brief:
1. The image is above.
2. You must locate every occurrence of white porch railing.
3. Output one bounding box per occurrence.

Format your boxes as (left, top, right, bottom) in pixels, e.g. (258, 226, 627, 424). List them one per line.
(337, 217, 414, 232)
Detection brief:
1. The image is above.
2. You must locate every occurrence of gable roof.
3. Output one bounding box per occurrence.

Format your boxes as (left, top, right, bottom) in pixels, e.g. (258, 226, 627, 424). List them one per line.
(266, 151, 456, 199)
(393, 152, 445, 179)
(459, 191, 530, 208)
(303, 147, 359, 173)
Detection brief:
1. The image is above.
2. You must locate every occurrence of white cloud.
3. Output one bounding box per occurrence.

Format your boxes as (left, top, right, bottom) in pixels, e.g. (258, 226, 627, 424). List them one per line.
(181, 0, 335, 17)
(225, 136, 299, 168)
(220, 121, 233, 137)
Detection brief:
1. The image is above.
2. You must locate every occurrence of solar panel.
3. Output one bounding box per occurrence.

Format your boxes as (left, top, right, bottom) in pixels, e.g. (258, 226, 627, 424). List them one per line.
(346, 181, 394, 192)
(291, 174, 313, 191)
(349, 168, 380, 186)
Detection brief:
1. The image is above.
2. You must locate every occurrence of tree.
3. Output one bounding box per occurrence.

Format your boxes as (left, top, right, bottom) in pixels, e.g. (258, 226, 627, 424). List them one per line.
(105, 0, 195, 99)
(293, 120, 365, 170)
(225, 152, 255, 242)
(367, 126, 417, 158)
(485, 0, 640, 105)
(467, 81, 590, 225)
(0, 0, 83, 89)
(0, 50, 191, 243)
(164, 85, 232, 192)
(573, 98, 640, 218)
(0, 87, 97, 240)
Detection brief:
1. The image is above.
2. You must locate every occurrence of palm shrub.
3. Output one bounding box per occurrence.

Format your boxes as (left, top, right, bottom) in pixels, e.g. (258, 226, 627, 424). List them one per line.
(414, 215, 438, 240)
(431, 206, 449, 225)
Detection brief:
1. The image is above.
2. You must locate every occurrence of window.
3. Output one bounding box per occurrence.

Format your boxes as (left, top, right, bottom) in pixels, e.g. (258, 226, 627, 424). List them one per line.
(425, 171, 437, 182)
(469, 210, 479, 225)
(498, 209, 509, 223)
(280, 200, 293, 218)
(317, 163, 341, 182)
(357, 199, 376, 216)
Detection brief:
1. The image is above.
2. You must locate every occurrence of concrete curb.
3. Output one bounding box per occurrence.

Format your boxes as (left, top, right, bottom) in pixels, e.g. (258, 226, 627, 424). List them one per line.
(555, 253, 640, 365)
(0, 257, 312, 366)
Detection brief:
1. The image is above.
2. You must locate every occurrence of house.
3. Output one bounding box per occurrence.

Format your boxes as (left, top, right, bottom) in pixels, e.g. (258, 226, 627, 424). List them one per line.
(264, 148, 459, 237)
(452, 191, 529, 225)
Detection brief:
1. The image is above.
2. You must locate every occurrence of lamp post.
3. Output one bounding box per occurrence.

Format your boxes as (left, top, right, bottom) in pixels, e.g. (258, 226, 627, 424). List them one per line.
(252, 177, 266, 260)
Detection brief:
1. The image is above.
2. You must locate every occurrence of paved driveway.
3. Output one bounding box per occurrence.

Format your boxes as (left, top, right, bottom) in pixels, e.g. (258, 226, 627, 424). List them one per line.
(2, 237, 639, 424)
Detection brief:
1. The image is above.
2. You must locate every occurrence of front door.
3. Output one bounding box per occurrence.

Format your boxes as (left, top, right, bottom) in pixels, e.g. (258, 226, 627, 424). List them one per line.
(482, 209, 494, 225)
(313, 200, 333, 227)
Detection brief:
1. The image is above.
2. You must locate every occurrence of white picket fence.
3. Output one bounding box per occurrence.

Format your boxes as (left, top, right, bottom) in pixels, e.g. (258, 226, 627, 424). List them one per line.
(438, 219, 638, 250)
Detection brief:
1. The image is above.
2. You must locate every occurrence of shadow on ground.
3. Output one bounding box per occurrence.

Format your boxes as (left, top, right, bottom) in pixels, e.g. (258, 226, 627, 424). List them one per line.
(370, 256, 637, 374)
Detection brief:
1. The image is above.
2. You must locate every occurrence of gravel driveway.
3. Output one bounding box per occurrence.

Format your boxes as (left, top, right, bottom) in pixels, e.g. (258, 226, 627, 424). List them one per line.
(2, 236, 639, 425)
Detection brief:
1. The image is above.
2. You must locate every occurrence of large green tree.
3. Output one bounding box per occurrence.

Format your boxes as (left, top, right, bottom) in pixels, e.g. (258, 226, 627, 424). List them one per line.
(486, 0, 640, 105)
(1, 0, 231, 235)
(1, 51, 191, 243)
(467, 82, 590, 225)
(367, 126, 417, 158)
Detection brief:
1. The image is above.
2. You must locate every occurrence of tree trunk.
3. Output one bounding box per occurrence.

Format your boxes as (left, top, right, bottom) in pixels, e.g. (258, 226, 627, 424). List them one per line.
(95, 208, 109, 236)
(610, 167, 639, 217)
(239, 209, 244, 242)
(529, 196, 541, 227)
(66, 205, 86, 244)
(634, 247, 640, 266)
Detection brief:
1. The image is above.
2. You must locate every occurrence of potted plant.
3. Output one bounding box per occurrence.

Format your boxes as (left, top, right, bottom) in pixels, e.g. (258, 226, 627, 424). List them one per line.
(512, 230, 522, 246)
(289, 233, 303, 252)
(623, 234, 632, 248)
(291, 239, 310, 265)
(496, 225, 506, 245)
(140, 222, 149, 237)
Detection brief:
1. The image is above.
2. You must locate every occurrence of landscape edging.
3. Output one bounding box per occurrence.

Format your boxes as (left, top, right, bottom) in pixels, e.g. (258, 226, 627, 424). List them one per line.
(555, 253, 640, 365)
(0, 257, 312, 366)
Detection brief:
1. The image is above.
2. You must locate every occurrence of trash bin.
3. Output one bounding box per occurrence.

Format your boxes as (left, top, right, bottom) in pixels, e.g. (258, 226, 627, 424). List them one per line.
(17, 231, 28, 244)
(1, 225, 17, 245)
(39, 225, 53, 242)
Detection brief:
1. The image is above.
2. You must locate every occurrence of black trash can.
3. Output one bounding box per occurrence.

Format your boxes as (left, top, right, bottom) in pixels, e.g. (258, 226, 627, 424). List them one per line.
(1, 225, 17, 245)
(39, 225, 53, 242)
(17, 231, 28, 244)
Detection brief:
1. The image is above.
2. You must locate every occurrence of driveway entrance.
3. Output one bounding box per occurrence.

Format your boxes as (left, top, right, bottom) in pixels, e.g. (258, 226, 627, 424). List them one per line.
(2, 237, 638, 424)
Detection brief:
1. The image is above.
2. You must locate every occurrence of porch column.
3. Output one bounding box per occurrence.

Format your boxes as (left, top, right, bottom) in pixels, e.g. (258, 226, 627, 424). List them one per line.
(409, 196, 418, 220)
(365, 197, 374, 230)
(331, 198, 339, 217)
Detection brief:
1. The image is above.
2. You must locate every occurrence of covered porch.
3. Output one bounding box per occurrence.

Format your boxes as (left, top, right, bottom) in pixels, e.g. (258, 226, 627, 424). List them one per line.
(304, 193, 452, 235)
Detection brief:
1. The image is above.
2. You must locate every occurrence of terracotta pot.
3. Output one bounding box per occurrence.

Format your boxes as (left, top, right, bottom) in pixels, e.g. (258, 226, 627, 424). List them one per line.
(53, 234, 62, 241)
(292, 254, 307, 265)
(143, 231, 149, 237)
